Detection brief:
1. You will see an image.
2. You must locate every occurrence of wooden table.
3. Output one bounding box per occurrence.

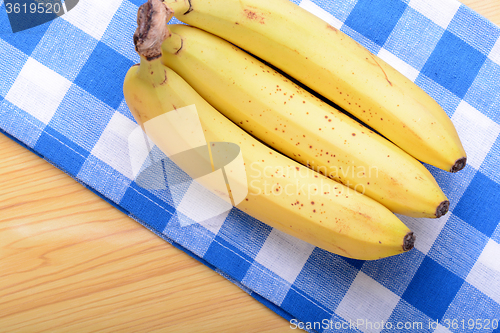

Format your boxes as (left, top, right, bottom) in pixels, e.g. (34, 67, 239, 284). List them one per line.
(1, 2, 498, 332)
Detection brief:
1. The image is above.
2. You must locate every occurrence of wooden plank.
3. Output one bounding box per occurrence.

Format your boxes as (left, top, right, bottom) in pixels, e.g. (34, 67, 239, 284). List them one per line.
(0, 132, 290, 332)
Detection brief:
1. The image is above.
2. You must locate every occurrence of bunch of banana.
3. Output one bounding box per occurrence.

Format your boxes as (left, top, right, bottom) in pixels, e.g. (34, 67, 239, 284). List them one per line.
(123, 0, 415, 260)
(160, 24, 450, 219)
(163, 0, 467, 173)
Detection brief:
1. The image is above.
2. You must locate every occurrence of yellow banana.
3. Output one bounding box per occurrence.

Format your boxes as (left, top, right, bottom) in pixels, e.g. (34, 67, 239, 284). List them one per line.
(123, 0, 415, 260)
(160, 24, 449, 218)
(163, 0, 467, 173)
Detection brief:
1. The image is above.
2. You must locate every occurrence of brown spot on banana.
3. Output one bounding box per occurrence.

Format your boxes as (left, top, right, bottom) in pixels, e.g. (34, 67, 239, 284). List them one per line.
(244, 9, 265, 23)
(357, 211, 371, 220)
(161, 69, 168, 85)
(326, 24, 337, 32)
(368, 53, 392, 86)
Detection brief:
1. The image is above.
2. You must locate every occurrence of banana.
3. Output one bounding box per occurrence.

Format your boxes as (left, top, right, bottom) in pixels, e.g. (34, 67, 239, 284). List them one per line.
(160, 24, 449, 218)
(163, 0, 467, 173)
(123, 0, 415, 260)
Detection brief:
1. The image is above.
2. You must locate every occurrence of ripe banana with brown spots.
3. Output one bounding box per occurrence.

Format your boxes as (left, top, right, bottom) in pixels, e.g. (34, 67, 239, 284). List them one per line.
(123, 0, 415, 260)
(163, 0, 467, 173)
(161, 24, 449, 218)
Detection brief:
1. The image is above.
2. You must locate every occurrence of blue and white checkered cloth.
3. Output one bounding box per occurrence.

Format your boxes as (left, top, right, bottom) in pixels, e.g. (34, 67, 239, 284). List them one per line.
(1, 0, 500, 331)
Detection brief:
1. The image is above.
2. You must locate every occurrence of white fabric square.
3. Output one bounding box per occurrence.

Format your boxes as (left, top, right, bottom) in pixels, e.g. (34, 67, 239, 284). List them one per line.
(241, 263, 291, 306)
(335, 272, 400, 333)
(6, 57, 71, 124)
(196, 210, 229, 236)
(299, 0, 343, 29)
(377, 48, 420, 82)
(476, 239, 500, 272)
(91, 112, 141, 179)
(408, 0, 461, 29)
(466, 239, 500, 304)
(489, 37, 500, 66)
(398, 214, 450, 255)
(143, 104, 207, 157)
(128, 125, 155, 180)
(451, 101, 500, 170)
(254, 228, 315, 284)
(175, 171, 233, 227)
(62, 0, 123, 40)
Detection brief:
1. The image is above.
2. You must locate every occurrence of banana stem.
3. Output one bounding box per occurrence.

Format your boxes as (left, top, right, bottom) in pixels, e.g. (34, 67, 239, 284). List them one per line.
(134, 0, 173, 60)
(133, 0, 174, 85)
(162, 32, 183, 54)
(163, 0, 191, 15)
(137, 56, 167, 85)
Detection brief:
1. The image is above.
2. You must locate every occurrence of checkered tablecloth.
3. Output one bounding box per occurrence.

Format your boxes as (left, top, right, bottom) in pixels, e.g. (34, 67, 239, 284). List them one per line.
(1, 0, 500, 331)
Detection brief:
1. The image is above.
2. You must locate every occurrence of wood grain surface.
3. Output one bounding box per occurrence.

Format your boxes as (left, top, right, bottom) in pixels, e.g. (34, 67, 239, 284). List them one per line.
(0, 2, 498, 332)
(0, 133, 290, 333)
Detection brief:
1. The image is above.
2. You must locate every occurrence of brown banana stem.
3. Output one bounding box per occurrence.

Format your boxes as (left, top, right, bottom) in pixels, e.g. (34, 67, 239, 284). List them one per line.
(134, 0, 173, 60)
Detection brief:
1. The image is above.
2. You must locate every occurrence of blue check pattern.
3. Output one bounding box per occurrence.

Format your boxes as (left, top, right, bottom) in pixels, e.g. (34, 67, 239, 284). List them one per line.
(1, 0, 500, 331)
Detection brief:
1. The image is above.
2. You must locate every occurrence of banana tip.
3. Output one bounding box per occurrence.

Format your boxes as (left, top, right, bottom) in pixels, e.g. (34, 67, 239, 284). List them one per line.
(450, 157, 467, 173)
(436, 200, 450, 218)
(403, 232, 415, 252)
